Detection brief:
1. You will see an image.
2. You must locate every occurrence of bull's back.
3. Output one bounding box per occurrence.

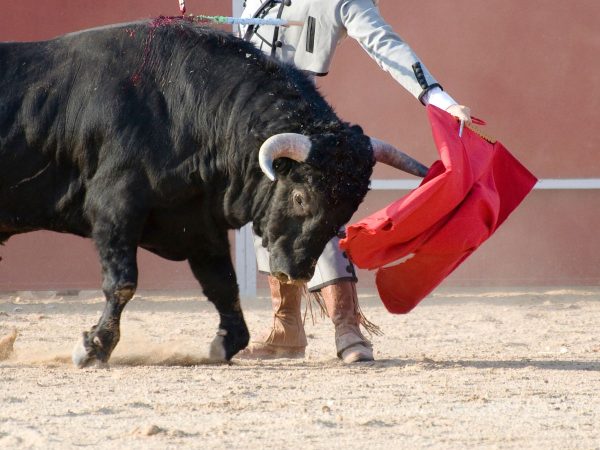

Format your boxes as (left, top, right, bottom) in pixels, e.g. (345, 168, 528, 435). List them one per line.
(0, 23, 212, 237)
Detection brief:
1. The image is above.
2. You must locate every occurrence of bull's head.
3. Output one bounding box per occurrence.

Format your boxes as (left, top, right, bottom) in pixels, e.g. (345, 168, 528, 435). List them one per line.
(257, 127, 428, 284)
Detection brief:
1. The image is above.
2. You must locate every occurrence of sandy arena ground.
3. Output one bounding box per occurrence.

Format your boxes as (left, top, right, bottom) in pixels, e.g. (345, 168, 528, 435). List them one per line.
(1, 288, 599, 449)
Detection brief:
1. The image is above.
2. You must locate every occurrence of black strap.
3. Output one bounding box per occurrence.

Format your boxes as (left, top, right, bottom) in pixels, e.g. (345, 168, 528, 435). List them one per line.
(243, 0, 288, 58)
(269, 1, 286, 56)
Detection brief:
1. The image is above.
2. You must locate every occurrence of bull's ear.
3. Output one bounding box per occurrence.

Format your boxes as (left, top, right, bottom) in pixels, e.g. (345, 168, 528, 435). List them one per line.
(273, 158, 295, 177)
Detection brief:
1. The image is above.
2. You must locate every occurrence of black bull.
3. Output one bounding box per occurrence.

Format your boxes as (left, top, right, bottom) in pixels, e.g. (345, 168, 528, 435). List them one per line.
(0, 18, 426, 366)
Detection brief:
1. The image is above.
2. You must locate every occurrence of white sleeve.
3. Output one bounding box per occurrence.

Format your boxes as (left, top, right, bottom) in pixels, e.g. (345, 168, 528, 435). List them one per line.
(340, 0, 451, 104)
(421, 87, 457, 110)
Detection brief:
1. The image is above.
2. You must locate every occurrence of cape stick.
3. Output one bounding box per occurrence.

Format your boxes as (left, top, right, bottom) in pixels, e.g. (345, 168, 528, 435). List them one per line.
(189, 14, 304, 28)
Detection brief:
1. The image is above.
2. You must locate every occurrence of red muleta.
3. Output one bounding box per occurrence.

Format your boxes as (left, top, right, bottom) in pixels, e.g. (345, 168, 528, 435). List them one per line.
(340, 105, 537, 314)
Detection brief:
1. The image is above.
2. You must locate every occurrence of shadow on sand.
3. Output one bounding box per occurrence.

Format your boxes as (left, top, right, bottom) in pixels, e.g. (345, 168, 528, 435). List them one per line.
(369, 357, 600, 372)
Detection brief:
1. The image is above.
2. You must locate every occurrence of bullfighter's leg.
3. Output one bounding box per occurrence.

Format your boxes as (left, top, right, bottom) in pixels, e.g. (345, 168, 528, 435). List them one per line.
(241, 236, 307, 358)
(188, 253, 250, 361)
(72, 217, 140, 368)
(245, 233, 376, 363)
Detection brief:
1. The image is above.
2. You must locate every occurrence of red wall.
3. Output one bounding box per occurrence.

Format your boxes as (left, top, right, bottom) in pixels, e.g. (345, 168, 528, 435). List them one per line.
(0, 1, 598, 290)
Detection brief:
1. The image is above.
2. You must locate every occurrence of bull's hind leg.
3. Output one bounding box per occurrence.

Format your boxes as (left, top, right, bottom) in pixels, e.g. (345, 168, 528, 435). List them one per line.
(188, 253, 250, 361)
(73, 216, 141, 368)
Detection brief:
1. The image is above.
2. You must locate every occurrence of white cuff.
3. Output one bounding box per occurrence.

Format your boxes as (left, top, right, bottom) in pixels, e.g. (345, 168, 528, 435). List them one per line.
(421, 87, 457, 110)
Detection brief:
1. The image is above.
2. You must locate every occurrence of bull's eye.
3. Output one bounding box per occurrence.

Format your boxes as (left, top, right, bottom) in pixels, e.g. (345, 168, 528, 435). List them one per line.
(293, 192, 304, 207)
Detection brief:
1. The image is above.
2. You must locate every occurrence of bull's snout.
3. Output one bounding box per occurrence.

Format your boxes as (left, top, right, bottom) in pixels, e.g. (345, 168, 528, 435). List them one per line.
(269, 248, 317, 285)
(271, 271, 305, 286)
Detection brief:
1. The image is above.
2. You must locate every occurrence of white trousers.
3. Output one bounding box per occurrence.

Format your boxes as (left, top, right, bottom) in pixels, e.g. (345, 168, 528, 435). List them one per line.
(253, 233, 357, 291)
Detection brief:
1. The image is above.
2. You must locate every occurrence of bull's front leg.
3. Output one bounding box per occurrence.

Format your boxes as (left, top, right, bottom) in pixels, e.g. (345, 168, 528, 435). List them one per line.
(188, 253, 249, 361)
(72, 215, 140, 368)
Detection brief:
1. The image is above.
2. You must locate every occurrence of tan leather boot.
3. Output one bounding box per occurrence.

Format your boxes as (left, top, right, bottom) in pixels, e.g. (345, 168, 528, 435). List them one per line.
(321, 281, 374, 363)
(240, 275, 307, 358)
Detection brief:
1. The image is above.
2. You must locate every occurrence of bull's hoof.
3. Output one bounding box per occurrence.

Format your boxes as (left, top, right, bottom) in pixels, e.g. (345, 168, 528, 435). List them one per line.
(72, 337, 94, 368)
(208, 329, 228, 362)
(72, 334, 111, 369)
(208, 324, 250, 361)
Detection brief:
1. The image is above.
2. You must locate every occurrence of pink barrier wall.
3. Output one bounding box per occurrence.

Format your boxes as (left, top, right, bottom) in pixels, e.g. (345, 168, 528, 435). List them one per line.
(0, 1, 598, 290)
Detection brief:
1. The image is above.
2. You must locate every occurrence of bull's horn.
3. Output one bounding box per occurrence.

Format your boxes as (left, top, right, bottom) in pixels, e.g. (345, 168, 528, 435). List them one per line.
(258, 133, 311, 181)
(370, 137, 429, 177)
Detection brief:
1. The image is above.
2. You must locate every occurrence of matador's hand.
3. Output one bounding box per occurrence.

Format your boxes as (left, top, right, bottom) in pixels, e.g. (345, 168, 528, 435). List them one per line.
(446, 104, 472, 124)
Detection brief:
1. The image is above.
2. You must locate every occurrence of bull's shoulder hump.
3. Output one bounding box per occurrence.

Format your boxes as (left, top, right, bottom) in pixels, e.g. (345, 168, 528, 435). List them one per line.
(60, 20, 150, 40)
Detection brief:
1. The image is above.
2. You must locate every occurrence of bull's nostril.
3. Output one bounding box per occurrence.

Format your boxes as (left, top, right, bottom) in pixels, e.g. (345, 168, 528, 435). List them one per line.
(272, 272, 290, 284)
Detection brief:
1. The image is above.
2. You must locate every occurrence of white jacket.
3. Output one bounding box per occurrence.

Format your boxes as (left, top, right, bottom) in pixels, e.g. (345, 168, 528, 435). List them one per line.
(239, 0, 454, 105)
